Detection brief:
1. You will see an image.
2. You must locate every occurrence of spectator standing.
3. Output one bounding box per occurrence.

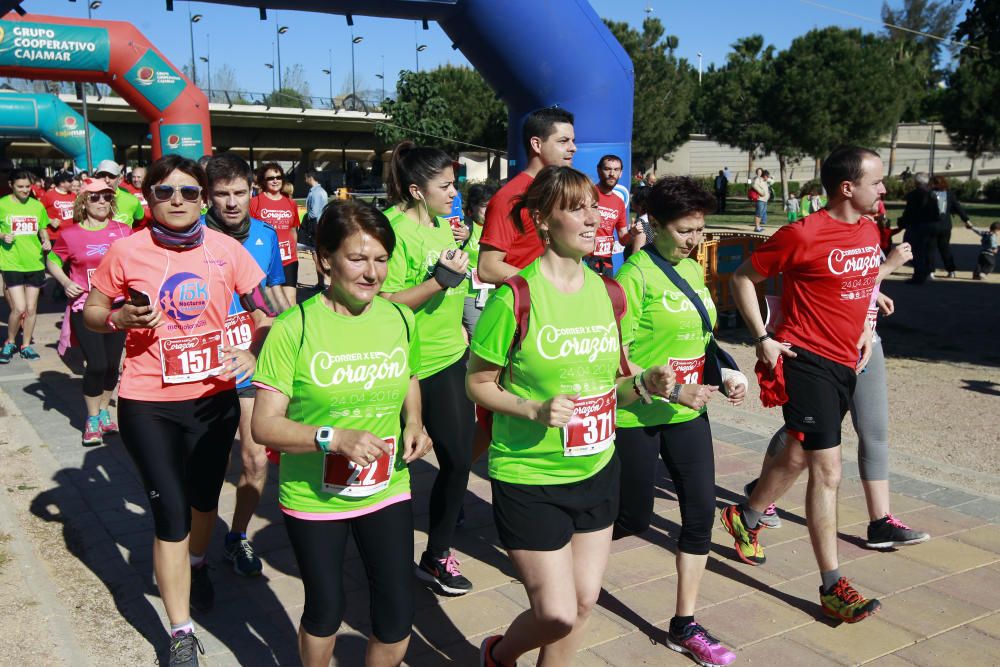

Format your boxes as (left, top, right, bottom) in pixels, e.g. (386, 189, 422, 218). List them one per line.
(303, 170, 329, 290)
(928, 175, 967, 279)
(714, 169, 729, 213)
(749, 168, 768, 232)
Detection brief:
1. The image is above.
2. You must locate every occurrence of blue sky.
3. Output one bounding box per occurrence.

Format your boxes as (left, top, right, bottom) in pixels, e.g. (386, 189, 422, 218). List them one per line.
(11, 0, 972, 99)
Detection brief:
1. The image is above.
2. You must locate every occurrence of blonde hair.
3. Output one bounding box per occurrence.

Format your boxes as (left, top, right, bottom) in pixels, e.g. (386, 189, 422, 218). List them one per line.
(72, 189, 118, 223)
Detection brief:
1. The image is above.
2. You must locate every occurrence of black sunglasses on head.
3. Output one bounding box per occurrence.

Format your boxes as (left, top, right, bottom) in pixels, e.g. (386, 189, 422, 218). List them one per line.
(151, 184, 203, 202)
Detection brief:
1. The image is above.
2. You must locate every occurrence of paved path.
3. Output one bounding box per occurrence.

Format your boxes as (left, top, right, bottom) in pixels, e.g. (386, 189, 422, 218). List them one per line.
(1, 343, 999, 666)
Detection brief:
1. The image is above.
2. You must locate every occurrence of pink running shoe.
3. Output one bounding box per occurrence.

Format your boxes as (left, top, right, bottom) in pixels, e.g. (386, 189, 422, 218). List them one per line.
(667, 622, 736, 667)
(98, 408, 119, 434)
(82, 416, 103, 447)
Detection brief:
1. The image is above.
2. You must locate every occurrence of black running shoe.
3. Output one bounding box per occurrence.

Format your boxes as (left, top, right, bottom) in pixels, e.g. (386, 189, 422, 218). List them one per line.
(866, 514, 930, 549)
(167, 631, 204, 666)
(415, 549, 473, 596)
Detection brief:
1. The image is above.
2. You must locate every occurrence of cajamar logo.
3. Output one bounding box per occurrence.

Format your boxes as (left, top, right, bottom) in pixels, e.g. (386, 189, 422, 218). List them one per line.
(136, 65, 155, 83)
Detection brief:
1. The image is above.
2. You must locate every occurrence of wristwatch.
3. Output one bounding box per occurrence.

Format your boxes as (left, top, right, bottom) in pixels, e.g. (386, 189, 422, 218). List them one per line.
(667, 384, 683, 404)
(315, 426, 335, 454)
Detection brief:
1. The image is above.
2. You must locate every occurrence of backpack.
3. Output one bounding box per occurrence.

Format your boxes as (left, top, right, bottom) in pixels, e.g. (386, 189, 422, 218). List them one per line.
(502, 273, 630, 381)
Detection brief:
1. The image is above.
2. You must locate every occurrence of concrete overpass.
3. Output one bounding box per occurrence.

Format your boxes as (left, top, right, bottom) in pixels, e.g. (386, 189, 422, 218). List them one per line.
(1, 92, 388, 188)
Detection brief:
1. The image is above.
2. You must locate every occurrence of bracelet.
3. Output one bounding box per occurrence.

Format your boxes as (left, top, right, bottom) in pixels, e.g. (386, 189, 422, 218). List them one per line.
(752, 333, 771, 345)
(105, 311, 119, 332)
(667, 384, 683, 404)
(634, 371, 653, 404)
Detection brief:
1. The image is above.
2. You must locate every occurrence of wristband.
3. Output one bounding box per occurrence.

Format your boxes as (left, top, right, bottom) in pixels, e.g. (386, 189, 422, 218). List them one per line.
(753, 333, 771, 345)
(667, 383, 683, 404)
(105, 312, 119, 332)
(432, 262, 466, 289)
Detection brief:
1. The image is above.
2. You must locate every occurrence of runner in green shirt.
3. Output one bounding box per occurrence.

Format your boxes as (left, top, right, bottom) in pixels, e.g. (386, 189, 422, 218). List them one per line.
(467, 166, 674, 667)
(0, 169, 51, 363)
(251, 200, 432, 667)
(613, 177, 747, 667)
(93, 160, 145, 226)
(380, 141, 477, 597)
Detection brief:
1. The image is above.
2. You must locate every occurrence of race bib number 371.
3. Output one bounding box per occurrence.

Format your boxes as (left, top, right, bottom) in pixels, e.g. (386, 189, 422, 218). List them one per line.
(563, 388, 616, 457)
(322, 436, 396, 498)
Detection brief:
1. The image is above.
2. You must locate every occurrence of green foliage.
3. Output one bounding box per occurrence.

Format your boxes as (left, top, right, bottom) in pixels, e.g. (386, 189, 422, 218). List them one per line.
(697, 35, 778, 157)
(881, 0, 961, 72)
(263, 87, 311, 109)
(604, 17, 697, 171)
(982, 178, 1000, 203)
(882, 176, 912, 201)
(378, 67, 506, 153)
(939, 56, 1000, 171)
(377, 70, 458, 151)
(765, 28, 905, 158)
(947, 177, 982, 201)
(954, 0, 1000, 67)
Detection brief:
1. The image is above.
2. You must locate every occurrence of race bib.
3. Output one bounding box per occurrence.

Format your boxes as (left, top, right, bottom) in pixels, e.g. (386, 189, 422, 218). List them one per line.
(159, 330, 224, 384)
(322, 436, 396, 498)
(11, 216, 38, 235)
(470, 269, 494, 308)
(278, 240, 292, 262)
(446, 215, 464, 231)
(594, 235, 614, 257)
(562, 388, 616, 457)
(669, 355, 705, 386)
(59, 206, 74, 221)
(223, 311, 255, 350)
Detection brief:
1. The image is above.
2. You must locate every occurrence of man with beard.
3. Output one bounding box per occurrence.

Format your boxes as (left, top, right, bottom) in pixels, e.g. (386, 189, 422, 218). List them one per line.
(203, 153, 291, 578)
(585, 154, 631, 277)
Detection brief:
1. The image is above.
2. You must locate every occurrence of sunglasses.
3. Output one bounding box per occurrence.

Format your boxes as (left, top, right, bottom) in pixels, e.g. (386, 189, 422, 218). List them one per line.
(265, 175, 283, 181)
(87, 192, 115, 203)
(151, 184, 203, 202)
(95, 172, 117, 179)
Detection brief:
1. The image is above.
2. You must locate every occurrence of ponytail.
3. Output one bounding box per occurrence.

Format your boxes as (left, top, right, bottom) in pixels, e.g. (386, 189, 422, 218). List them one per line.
(386, 140, 453, 206)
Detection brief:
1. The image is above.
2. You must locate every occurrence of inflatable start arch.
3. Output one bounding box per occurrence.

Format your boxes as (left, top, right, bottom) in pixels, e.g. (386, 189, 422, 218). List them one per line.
(0, 13, 211, 160)
(0, 91, 114, 169)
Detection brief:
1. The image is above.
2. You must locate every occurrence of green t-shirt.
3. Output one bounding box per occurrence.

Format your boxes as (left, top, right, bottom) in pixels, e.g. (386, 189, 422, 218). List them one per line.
(114, 188, 144, 225)
(470, 260, 620, 485)
(253, 295, 421, 517)
(617, 252, 716, 428)
(0, 195, 49, 272)
(382, 206, 466, 379)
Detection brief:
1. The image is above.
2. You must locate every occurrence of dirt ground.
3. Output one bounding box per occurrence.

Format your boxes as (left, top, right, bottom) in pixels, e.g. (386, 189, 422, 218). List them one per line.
(0, 230, 996, 665)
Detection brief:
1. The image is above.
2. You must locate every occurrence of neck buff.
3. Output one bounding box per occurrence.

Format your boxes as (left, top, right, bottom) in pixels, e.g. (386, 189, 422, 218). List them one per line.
(150, 220, 205, 250)
(204, 208, 251, 243)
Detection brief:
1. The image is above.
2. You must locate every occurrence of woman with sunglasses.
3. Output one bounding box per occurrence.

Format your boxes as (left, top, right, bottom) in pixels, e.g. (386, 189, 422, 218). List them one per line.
(48, 179, 132, 445)
(250, 162, 300, 306)
(84, 155, 265, 667)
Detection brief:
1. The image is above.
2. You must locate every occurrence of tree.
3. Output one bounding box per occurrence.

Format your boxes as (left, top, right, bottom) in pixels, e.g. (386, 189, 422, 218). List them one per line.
(264, 87, 311, 109)
(765, 28, 906, 169)
(211, 64, 249, 104)
(954, 0, 1000, 66)
(422, 65, 507, 151)
(881, 0, 961, 71)
(604, 17, 697, 171)
(376, 70, 458, 152)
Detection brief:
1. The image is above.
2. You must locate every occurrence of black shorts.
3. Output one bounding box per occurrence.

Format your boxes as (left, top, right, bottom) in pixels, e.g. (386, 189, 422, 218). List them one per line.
(118, 391, 240, 541)
(2, 270, 45, 288)
(491, 455, 620, 551)
(283, 261, 299, 288)
(781, 346, 856, 451)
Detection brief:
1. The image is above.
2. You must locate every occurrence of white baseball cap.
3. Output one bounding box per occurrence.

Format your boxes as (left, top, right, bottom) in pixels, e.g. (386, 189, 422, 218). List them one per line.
(95, 160, 122, 177)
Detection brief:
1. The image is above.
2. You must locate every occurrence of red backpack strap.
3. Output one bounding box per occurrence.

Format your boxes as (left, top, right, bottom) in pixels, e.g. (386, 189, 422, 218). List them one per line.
(502, 274, 531, 381)
(599, 274, 630, 377)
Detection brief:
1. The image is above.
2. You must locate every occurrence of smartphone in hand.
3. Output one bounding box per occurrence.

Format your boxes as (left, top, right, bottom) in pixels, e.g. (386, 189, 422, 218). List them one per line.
(127, 287, 151, 308)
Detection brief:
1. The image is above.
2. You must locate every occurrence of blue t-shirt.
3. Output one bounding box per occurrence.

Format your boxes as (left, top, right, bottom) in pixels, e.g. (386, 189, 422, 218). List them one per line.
(201, 217, 285, 389)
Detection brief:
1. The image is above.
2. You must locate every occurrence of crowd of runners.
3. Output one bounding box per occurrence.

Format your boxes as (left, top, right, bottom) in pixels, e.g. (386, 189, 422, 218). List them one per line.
(0, 106, 934, 667)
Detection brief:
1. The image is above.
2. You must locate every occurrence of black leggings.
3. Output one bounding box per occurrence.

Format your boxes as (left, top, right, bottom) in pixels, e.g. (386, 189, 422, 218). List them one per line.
(118, 391, 240, 542)
(419, 356, 476, 555)
(284, 501, 415, 643)
(614, 414, 716, 555)
(70, 311, 125, 397)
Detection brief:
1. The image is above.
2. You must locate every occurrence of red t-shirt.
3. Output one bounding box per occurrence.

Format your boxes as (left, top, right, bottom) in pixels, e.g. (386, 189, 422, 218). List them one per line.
(122, 183, 151, 224)
(481, 171, 544, 269)
(90, 228, 265, 401)
(592, 189, 628, 258)
(31, 184, 46, 201)
(751, 209, 881, 368)
(41, 189, 77, 240)
(250, 193, 300, 266)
